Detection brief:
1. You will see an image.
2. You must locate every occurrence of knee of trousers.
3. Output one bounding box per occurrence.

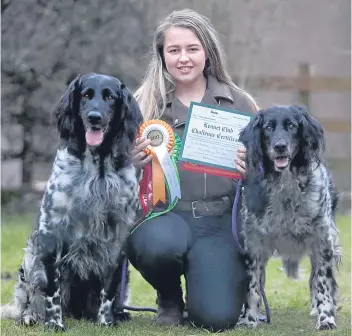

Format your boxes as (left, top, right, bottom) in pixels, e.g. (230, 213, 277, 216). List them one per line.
(125, 229, 188, 272)
(187, 276, 248, 332)
(188, 305, 242, 332)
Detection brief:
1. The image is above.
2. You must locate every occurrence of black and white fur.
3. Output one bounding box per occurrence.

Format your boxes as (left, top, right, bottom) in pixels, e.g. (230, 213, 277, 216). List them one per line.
(1, 73, 142, 331)
(237, 105, 341, 330)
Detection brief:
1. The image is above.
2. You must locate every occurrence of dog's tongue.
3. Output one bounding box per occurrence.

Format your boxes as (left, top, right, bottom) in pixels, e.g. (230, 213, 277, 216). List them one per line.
(85, 130, 104, 146)
(274, 157, 289, 168)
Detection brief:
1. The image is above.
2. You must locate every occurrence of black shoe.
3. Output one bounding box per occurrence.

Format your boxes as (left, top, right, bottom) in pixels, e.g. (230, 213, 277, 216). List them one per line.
(154, 292, 184, 326)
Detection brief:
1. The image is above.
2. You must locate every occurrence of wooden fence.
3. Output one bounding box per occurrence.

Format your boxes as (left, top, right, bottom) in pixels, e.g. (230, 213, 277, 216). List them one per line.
(2, 63, 351, 198)
(233, 62, 351, 172)
(232, 62, 350, 211)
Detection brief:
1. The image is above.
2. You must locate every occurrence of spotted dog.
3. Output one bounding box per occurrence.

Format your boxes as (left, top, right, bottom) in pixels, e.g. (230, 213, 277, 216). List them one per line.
(1, 73, 142, 331)
(237, 105, 341, 330)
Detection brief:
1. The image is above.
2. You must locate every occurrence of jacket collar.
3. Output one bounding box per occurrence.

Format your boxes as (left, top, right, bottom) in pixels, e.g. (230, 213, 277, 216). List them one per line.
(165, 74, 234, 106)
(207, 74, 234, 103)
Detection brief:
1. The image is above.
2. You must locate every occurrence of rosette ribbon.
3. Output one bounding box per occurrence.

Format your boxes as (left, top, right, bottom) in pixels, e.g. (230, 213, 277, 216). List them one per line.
(132, 121, 181, 232)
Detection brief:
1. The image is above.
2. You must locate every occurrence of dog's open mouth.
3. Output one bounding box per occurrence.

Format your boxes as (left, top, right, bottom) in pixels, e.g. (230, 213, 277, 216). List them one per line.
(85, 128, 105, 147)
(274, 156, 290, 169)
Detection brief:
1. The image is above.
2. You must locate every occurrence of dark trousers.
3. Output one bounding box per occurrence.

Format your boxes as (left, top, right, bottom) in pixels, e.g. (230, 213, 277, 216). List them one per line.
(125, 200, 248, 332)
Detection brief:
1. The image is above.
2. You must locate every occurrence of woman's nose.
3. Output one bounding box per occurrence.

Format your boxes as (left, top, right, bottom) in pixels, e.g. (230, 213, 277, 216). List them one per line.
(178, 50, 190, 62)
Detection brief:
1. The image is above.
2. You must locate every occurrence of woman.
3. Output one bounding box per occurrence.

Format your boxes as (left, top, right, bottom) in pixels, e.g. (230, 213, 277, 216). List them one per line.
(126, 8, 259, 332)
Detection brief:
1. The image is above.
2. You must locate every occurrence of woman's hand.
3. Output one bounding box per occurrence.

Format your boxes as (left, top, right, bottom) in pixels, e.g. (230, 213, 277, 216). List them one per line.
(235, 145, 247, 176)
(132, 137, 153, 168)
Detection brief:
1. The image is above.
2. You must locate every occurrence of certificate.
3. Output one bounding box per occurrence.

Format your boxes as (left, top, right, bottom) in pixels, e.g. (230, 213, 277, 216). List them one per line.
(178, 102, 253, 178)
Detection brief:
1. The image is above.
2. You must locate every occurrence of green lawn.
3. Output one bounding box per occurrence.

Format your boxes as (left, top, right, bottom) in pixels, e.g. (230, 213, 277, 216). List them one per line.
(1, 214, 351, 335)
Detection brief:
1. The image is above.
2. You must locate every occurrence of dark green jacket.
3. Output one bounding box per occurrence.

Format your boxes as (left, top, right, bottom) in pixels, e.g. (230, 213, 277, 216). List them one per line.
(161, 74, 258, 201)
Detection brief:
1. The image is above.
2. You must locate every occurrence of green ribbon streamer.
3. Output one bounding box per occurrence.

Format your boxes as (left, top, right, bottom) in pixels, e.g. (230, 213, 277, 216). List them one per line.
(131, 132, 182, 234)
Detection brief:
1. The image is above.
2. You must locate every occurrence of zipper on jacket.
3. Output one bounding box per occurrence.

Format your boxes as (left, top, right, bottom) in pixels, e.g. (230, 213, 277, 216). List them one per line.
(174, 118, 213, 199)
(173, 121, 185, 128)
(203, 99, 220, 200)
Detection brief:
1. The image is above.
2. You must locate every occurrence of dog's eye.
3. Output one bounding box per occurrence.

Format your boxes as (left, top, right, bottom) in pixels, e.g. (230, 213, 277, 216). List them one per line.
(287, 122, 296, 130)
(105, 95, 114, 101)
(82, 89, 93, 99)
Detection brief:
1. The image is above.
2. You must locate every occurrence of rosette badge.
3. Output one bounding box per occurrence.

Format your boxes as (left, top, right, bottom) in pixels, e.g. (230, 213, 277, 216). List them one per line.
(139, 120, 181, 206)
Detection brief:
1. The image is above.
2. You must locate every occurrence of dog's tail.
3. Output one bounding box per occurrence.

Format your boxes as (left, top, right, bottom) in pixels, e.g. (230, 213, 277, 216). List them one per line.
(0, 302, 21, 320)
(282, 259, 300, 279)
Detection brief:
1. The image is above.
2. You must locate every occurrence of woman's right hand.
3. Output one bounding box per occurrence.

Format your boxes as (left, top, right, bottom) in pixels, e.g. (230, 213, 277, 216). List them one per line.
(131, 137, 153, 168)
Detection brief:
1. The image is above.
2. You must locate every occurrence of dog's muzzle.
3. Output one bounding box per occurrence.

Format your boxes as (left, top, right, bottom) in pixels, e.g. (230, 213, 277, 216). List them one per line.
(85, 111, 106, 147)
(271, 141, 290, 170)
(87, 111, 102, 125)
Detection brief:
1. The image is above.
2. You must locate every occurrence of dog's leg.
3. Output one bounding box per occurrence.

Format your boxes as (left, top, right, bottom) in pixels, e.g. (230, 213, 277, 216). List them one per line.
(18, 294, 44, 327)
(237, 256, 262, 328)
(97, 286, 115, 326)
(4, 274, 37, 326)
(42, 259, 65, 331)
(97, 262, 130, 327)
(282, 259, 300, 279)
(309, 255, 318, 317)
(11, 269, 36, 326)
(313, 246, 337, 330)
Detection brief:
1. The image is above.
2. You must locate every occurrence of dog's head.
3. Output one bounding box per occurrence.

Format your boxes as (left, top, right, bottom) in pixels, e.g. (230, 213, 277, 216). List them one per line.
(239, 105, 325, 173)
(53, 73, 143, 157)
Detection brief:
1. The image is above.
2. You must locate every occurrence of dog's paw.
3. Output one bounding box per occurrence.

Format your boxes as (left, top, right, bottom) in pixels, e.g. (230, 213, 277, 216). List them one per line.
(309, 307, 318, 317)
(97, 320, 114, 327)
(44, 319, 66, 332)
(316, 316, 336, 330)
(237, 315, 258, 328)
(16, 314, 38, 327)
(115, 311, 131, 322)
(97, 312, 115, 327)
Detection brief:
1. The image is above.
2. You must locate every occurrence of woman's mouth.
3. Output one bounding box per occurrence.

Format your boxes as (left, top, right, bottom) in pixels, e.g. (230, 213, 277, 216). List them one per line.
(178, 66, 193, 74)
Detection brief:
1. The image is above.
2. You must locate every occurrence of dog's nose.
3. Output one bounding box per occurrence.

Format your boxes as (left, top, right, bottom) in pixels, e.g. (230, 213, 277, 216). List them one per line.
(87, 111, 101, 124)
(274, 142, 287, 152)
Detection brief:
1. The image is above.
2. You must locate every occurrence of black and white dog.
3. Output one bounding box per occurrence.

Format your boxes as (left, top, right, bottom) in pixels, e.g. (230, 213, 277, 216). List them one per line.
(237, 105, 341, 330)
(1, 73, 142, 331)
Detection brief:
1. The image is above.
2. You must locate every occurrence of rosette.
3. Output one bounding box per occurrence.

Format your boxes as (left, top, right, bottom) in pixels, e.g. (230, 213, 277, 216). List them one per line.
(139, 120, 181, 207)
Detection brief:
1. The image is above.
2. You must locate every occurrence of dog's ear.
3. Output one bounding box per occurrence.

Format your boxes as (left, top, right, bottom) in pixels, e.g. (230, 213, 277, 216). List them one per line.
(121, 83, 143, 141)
(239, 112, 263, 170)
(295, 105, 325, 164)
(52, 74, 81, 139)
(115, 83, 143, 158)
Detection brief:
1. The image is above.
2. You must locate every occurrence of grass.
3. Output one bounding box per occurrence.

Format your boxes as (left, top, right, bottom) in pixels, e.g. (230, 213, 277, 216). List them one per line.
(1, 214, 351, 335)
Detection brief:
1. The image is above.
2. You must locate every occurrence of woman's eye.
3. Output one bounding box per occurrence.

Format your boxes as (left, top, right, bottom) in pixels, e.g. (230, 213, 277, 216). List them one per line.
(265, 125, 272, 131)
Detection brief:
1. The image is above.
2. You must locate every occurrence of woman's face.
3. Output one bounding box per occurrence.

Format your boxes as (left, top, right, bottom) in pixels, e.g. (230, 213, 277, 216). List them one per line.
(163, 27, 206, 86)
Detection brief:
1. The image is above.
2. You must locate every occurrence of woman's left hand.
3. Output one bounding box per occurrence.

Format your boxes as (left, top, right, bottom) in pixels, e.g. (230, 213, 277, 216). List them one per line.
(235, 145, 247, 176)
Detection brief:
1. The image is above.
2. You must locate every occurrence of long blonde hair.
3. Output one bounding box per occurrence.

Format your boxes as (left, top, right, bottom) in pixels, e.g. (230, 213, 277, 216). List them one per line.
(134, 8, 258, 121)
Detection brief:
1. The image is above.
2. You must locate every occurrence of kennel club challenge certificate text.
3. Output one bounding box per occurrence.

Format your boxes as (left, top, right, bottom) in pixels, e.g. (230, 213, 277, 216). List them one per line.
(179, 102, 253, 174)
